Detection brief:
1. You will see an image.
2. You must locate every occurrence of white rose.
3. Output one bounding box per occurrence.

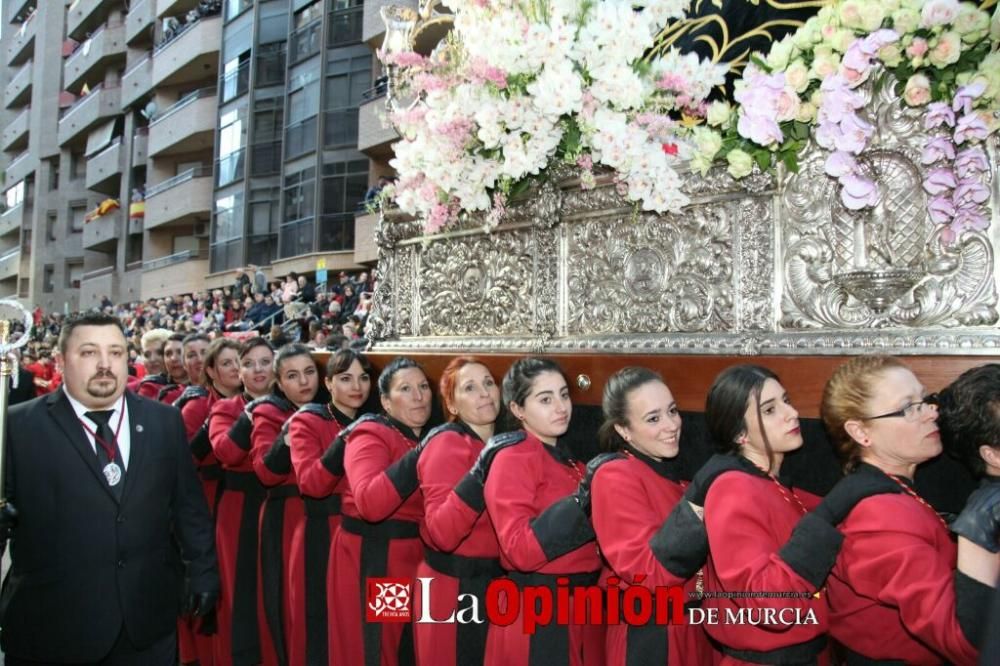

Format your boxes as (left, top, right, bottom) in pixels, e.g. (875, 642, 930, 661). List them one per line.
(766, 37, 794, 71)
(830, 29, 856, 54)
(890, 8, 921, 35)
(928, 31, 962, 68)
(784, 60, 810, 93)
(878, 43, 903, 68)
(921, 0, 960, 29)
(706, 101, 733, 128)
(726, 149, 754, 178)
(693, 127, 723, 161)
(775, 88, 801, 122)
(795, 101, 817, 123)
(953, 5, 990, 43)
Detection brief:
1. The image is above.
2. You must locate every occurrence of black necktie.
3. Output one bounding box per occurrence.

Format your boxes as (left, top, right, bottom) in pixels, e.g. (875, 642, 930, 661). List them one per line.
(85, 409, 125, 499)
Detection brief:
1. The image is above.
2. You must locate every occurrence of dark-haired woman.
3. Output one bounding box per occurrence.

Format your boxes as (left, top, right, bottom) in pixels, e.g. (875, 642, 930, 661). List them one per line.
(480, 357, 603, 666)
(685, 365, 845, 665)
(174, 337, 243, 665)
(822, 356, 997, 665)
(286, 349, 372, 666)
(588, 367, 712, 665)
(208, 337, 275, 666)
(327, 357, 432, 666)
(250, 344, 319, 666)
(413, 357, 503, 666)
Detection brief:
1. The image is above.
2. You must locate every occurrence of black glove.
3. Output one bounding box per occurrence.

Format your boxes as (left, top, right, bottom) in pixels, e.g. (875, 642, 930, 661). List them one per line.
(384, 447, 422, 499)
(684, 454, 744, 506)
(951, 482, 1000, 553)
(453, 432, 527, 512)
(812, 466, 902, 525)
(262, 427, 292, 475)
(467, 431, 526, 486)
(227, 412, 253, 451)
(530, 495, 597, 561)
(321, 432, 349, 476)
(190, 422, 212, 461)
(0, 502, 17, 540)
(185, 590, 218, 618)
(196, 606, 218, 636)
(650, 499, 708, 579)
(572, 452, 625, 516)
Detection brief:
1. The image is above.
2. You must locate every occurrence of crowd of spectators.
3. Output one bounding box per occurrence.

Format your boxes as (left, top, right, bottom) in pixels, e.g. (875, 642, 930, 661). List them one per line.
(11, 267, 375, 401)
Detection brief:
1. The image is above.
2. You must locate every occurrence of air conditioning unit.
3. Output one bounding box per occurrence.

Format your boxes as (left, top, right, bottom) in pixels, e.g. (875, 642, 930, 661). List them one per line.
(194, 222, 209, 238)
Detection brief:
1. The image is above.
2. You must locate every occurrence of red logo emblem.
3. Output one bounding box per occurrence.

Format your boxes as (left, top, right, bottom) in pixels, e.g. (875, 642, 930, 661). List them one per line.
(366, 578, 412, 622)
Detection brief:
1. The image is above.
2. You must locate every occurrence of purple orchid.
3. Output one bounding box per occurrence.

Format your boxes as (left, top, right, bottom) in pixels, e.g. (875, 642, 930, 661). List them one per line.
(924, 102, 956, 130)
(927, 195, 957, 224)
(954, 146, 989, 178)
(921, 136, 957, 164)
(922, 168, 958, 195)
(835, 113, 874, 154)
(954, 113, 989, 145)
(824, 151, 857, 178)
(952, 81, 987, 115)
(840, 173, 879, 210)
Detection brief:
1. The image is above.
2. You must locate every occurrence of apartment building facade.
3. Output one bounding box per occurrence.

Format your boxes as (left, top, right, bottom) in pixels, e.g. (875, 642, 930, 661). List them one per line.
(0, 0, 395, 311)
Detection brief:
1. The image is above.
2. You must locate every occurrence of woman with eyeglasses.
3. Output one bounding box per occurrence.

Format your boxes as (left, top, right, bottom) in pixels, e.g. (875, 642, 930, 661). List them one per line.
(821, 355, 997, 665)
(208, 337, 275, 666)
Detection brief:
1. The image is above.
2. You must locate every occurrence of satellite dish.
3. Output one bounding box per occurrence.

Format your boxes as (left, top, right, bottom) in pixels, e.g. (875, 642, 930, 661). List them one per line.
(140, 101, 157, 120)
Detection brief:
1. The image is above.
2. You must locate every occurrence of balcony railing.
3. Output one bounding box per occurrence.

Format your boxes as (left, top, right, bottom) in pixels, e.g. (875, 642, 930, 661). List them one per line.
(149, 86, 217, 126)
(216, 148, 246, 188)
(5, 59, 33, 107)
(65, 20, 125, 69)
(220, 59, 250, 103)
(59, 83, 107, 120)
(328, 6, 363, 46)
(81, 265, 115, 280)
(154, 5, 221, 55)
(145, 165, 211, 198)
(142, 248, 207, 272)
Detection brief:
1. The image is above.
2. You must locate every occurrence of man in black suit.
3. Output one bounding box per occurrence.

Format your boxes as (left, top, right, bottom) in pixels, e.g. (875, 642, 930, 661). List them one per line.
(0, 312, 219, 665)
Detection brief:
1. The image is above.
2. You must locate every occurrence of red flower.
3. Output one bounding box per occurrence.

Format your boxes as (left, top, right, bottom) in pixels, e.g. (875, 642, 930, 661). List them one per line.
(661, 143, 678, 155)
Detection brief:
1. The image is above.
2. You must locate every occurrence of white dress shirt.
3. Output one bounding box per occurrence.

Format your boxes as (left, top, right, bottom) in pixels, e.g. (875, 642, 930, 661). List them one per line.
(64, 387, 132, 469)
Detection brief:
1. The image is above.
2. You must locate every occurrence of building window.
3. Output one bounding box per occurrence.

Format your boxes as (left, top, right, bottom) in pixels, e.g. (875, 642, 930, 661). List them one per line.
(255, 42, 286, 88)
(224, 0, 254, 21)
(286, 73, 320, 159)
(319, 159, 366, 250)
(66, 262, 83, 289)
(217, 108, 247, 187)
(252, 98, 283, 176)
(328, 0, 363, 47)
(49, 162, 60, 191)
(324, 52, 369, 147)
(221, 52, 251, 103)
(43, 264, 55, 293)
(70, 204, 87, 233)
(280, 167, 316, 258)
(210, 193, 245, 272)
(290, 2, 323, 63)
(46, 212, 57, 241)
(248, 186, 280, 266)
(4, 181, 25, 209)
(70, 152, 85, 180)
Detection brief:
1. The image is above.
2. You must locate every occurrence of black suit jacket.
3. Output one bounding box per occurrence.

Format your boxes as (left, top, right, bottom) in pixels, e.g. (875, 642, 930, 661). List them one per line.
(0, 390, 219, 662)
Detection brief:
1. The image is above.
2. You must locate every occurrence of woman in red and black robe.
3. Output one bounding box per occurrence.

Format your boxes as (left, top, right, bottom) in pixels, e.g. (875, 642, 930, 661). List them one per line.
(327, 357, 432, 666)
(413, 357, 502, 666)
(480, 357, 604, 666)
(249, 344, 319, 666)
(175, 337, 244, 665)
(821, 356, 997, 665)
(208, 338, 274, 666)
(286, 349, 372, 666)
(588, 367, 712, 665)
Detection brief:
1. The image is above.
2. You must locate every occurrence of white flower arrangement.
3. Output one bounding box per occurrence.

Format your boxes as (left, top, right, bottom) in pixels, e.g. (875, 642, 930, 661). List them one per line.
(384, 0, 726, 233)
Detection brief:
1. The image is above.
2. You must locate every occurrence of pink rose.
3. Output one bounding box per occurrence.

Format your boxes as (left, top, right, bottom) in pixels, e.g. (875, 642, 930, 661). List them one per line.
(906, 38, 929, 58)
(903, 74, 932, 107)
(736, 112, 783, 147)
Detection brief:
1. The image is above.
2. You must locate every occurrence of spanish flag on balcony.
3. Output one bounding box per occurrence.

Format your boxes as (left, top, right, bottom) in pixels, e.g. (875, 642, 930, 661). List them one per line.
(129, 200, 145, 220)
(84, 198, 119, 223)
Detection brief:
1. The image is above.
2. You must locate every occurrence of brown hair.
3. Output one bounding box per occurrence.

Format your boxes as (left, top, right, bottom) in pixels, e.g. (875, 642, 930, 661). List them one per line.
(821, 355, 907, 471)
(599, 367, 665, 452)
(439, 356, 488, 422)
(201, 338, 243, 387)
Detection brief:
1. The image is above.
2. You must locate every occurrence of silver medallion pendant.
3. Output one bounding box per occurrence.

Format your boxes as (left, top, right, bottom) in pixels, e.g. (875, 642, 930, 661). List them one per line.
(103, 462, 122, 487)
